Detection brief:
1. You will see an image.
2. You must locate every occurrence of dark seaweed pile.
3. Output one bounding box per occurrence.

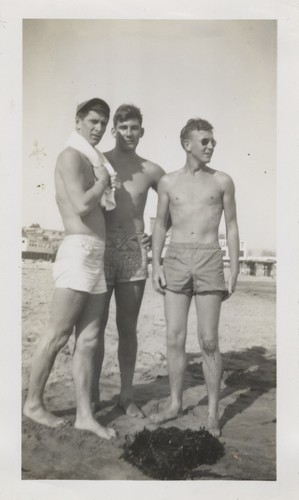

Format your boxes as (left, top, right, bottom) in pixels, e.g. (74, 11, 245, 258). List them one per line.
(121, 426, 225, 480)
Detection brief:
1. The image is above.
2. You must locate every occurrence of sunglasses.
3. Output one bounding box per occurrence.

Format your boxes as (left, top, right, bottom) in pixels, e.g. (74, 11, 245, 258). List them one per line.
(200, 138, 217, 147)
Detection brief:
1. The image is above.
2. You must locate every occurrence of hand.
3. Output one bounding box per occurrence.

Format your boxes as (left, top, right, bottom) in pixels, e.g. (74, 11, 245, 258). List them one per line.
(140, 233, 152, 252)
(93, 165, 110, 188)
(152, 266, 167, 295)
(227, 273, 238, 297)
(109, 172, 121, 191)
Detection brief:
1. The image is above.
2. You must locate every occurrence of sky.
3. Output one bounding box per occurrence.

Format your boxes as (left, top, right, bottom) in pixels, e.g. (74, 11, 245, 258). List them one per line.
(23, 19, 277, 252)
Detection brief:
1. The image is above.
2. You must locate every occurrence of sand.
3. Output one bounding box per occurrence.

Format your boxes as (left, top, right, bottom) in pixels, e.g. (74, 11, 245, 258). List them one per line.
(22, 260, 276, 480)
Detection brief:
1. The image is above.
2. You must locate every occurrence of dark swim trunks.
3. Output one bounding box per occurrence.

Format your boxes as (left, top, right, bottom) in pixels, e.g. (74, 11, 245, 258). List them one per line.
(163, 242, 227, 298)
(104, 232, 149, 285)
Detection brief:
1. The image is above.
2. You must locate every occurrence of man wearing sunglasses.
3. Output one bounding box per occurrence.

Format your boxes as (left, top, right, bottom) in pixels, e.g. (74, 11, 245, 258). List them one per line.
(150, 118, 239, 437)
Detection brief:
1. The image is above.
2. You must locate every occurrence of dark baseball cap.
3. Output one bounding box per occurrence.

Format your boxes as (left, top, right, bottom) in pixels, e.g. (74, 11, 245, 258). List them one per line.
(76, 98, 110, 118)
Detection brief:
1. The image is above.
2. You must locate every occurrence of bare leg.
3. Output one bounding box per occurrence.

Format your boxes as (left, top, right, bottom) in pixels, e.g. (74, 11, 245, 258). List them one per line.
(150, 291, 191, 424)
(73, 292, 116, 439)
(23, 288, 86, 427)
(91, 285, 114, 409)
(114, 281, 146, 417)
(195, 292, 223, 437)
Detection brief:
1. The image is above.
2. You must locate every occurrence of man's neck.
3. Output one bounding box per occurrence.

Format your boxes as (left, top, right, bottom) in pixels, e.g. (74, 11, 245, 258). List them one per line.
(110, 146, 139, 162)
(185, 157, 207, 174)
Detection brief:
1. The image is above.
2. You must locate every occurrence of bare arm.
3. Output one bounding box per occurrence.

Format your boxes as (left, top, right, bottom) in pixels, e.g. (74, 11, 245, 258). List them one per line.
(223, 175, 240, 293)
(151, 166, 172, 231)
(152, 177, 170, 294)
(141, 164, 171, 250)
(57, 149, 109, 217)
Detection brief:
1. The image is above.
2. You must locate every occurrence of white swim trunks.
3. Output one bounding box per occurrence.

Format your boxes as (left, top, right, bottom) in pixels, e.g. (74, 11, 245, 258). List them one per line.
(53, 234, 107, 294)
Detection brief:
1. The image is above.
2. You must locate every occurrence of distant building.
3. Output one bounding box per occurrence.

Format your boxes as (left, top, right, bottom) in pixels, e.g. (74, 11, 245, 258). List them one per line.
(219, 238, 247, 259)
(22, 229, 28, 252)
(22, 226, 65, 261)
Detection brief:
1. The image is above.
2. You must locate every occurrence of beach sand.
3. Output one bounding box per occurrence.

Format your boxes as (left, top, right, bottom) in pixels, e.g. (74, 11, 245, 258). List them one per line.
(22, 260, 276, 480)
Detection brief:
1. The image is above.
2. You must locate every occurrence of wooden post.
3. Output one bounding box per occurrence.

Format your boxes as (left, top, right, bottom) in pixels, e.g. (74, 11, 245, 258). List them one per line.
(263, 263, 272, 277)
(248, 262, 257, 276)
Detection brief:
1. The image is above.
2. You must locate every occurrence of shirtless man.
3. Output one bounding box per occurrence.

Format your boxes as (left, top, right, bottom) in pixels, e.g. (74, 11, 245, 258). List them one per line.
(92, 104, 166, 417)
(23, 98, 116, 439)
(150, 118, 239, 436)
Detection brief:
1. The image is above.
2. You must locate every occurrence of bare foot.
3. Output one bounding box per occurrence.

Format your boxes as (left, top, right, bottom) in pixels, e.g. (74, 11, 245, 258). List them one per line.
(23, 403, 66, 428)
(208, 413, 221, 437)
(118, 399, 144, 418)
(75, 417, 117, 440)
(149, 400, 182, 425)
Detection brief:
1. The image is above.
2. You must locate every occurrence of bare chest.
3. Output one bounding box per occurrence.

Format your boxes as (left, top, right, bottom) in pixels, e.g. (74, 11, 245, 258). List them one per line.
(170, 176, 222, 209)
(119, 170, 153, 202)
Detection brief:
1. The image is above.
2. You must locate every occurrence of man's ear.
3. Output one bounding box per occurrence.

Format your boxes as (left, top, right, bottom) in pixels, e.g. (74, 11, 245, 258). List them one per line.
(183, 139, 191, 152)
(75, 117, 81, 132)
(140, 127, 145, 138)
(111, 127, 116, 138)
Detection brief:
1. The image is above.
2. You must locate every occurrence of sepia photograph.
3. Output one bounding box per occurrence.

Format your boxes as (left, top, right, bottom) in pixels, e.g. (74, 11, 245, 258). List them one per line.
(22, 17, 276, 480)
(1, 1, 299, 500)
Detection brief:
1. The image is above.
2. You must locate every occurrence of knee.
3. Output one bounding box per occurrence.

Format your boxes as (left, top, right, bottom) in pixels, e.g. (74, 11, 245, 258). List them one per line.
(167, 328, 186, 350)
(50, 315, 74, 343)
(76, 330, 99, 353)
(202, 337, 218, 355)
(116, 316, 138, 339)
(44, 326, 71, 353)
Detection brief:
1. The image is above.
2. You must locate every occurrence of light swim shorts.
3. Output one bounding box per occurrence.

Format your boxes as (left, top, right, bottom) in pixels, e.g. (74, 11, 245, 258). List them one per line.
(53, 234, 107, 294)
(104, 232, 149, 285)
(163, 242, 227, 298)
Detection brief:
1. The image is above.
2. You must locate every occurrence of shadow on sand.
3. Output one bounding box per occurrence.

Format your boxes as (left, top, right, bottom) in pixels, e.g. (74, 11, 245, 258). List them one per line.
(95, 345, 276, 430)
(22, 345, 276, 433)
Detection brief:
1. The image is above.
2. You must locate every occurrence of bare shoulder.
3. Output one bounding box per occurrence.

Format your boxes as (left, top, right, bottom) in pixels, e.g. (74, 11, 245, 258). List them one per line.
(138, 158, 165, 191)
(143, 158, 165, 179)
(103, 149, 114, 163)
(56, 147, 81, 170)
(157, 169, 181, 191)
(214, 169, 235, 191)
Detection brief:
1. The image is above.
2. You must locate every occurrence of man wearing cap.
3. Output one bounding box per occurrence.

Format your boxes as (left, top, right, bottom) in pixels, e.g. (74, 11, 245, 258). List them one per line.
(24, 98, 118, 439)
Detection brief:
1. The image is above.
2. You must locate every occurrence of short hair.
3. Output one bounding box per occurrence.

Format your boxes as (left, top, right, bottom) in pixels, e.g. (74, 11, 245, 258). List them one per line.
(76, 98, 110, 120)
(180, 118, 213, 150)
(113, 104, 143, 127)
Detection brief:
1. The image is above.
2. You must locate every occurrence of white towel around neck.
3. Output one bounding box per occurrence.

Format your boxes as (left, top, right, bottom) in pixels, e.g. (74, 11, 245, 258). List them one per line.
(65, 131, 116, 211)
